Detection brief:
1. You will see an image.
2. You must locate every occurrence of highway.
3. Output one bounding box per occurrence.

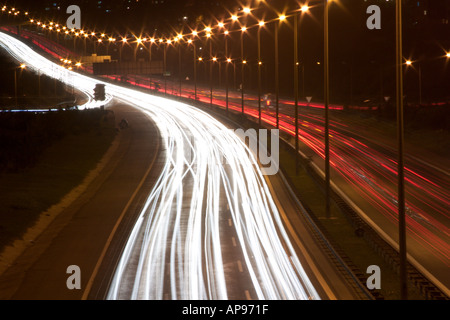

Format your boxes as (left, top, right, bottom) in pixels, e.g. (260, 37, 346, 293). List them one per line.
(127, 75, 450, 295)
(0, 30, 371, 300)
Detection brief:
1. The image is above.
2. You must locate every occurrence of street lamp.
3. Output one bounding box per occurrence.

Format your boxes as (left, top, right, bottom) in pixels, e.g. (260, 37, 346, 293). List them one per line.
(396, 0, 408, 300)
(135, 37, 143, 62)
(294, 5, 309, 174)
(324, 0, 331, 217)
(275, 14, 287, 129)
(405, 60, 422, 105)
(190, 34, 198, 100)
(206, 32, 214, 107)
(257, 20, 265, 126)
(14, 63, 26, 107)
(226, 58, 232, 115)
(241, 26, 247, 114)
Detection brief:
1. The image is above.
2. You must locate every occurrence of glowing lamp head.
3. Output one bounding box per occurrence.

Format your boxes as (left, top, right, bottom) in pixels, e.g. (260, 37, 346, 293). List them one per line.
(243, 7, 251, 14)
(406, 60, 412, 66)
(301, 5, 309, 13)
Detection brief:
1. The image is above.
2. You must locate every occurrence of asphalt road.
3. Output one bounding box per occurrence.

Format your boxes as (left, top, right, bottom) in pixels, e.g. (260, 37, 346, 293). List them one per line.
(0, 31, 378, 299)
(0, 103, 163, 300)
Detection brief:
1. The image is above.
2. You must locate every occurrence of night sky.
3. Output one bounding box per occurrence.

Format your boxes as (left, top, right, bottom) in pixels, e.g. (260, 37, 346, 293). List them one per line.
(2, 0, 450, 103)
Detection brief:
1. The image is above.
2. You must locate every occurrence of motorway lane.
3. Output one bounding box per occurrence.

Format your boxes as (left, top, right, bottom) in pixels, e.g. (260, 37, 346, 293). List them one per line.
(0, 104, 162, 299)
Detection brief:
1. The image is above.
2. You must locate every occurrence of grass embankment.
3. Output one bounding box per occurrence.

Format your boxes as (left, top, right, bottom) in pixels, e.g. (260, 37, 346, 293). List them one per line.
(278, 146, 424, 300)
(0, 109, 116, 251)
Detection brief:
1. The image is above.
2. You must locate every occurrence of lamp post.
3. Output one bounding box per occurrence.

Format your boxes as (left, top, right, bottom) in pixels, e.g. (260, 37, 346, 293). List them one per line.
(178, 39, 182, 97)
(208, 34, 213, 107)
(294, 5, 309, 174)
(192, 40, 197, 100)
(226, 58, 232, 115)
(324, 0, 331, 218)
(275, 15, 286, 129)
(294, 12, 300, 174)
(241, 27, 247, 114)
(163, 40, 169, 96)
(257, 21, 265, 126)
(396, 0, 407, 300)
(224, 30, 230, 116)
(14, 64, 26, 107)
(148, 38, 155, 90)
(135, 38, 143, 62)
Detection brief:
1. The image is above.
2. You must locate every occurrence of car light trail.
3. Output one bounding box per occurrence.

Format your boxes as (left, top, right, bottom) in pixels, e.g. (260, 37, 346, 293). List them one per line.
(0, 31, 320, 300)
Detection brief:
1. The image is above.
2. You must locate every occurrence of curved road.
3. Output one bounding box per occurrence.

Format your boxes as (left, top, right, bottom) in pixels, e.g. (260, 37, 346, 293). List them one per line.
(0, 31, 369, 300)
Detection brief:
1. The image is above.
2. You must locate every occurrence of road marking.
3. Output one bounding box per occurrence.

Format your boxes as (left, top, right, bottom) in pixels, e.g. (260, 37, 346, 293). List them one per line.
(231, 237, 237, 247)
(228, 218, 232, 227)
(245, 290, 252, 300)
(237, 260, 244, 273)
(82, 118, 161, 300)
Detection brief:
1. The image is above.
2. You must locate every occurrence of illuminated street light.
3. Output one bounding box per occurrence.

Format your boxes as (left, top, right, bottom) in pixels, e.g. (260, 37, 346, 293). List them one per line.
(240, 25, 248, 114)
(405, 59, 422, 105)
(257, 20, 265, 125)
(15, 64, 26, 106)
(396, 0, 408, 300)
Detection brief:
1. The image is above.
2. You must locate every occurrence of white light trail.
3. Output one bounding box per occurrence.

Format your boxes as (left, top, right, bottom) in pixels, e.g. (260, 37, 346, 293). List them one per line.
(0, 31, 320, 300)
